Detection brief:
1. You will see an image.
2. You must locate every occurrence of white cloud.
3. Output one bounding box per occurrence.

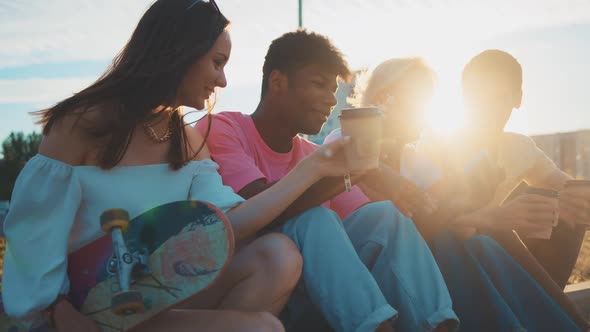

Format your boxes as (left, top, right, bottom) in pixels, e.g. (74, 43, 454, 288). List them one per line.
(1, 0, 589, 69)
(0, 78, 94, 103)
(0, 0, 589, 136)
(0, 0, 151, 67)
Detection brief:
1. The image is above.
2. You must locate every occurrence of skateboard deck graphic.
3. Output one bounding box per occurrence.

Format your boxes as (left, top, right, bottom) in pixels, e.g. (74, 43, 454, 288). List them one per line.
(0, 200, 234, 331)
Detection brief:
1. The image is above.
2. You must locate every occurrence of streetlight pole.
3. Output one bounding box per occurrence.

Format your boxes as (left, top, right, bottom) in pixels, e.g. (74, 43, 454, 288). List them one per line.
(298, 0, 303, 28)
(298, 0, 308, 140)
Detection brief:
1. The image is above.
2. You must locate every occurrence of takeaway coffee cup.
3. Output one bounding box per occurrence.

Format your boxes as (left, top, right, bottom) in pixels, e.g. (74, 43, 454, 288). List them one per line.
(339, 107, 383, 172)
(525, 187, 560, 239)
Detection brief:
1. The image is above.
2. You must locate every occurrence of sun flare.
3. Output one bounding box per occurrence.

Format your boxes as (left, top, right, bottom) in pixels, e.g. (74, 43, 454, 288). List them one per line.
(422, 54, 467, 136)
(424, 87, 465, 136)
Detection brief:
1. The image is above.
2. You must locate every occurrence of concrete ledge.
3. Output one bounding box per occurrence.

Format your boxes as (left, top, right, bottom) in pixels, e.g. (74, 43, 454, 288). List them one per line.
(566, 281, 590, 317)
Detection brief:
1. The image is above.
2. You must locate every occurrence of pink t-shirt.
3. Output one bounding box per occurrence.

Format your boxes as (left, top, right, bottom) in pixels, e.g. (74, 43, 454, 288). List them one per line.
(195, 111, 370, 219)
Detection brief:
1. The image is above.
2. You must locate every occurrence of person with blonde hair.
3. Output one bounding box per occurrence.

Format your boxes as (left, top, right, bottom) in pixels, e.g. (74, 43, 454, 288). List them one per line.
(326, 57, 582, 331)
(328, 57, 441, 219)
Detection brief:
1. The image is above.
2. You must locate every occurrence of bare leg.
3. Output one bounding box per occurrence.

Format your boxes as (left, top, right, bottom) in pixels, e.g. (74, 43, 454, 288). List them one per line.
(178, 233, 302, 315)
(132, 309, 284, 332)
(522, 223, 585, 288)
(376, 321, 395, 332)
(433, 320, 458, 332)
(491, 230, 589, 330)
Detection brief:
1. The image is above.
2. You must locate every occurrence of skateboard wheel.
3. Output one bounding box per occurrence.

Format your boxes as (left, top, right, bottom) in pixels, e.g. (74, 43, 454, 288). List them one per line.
(100, 209, 130, 233)
(111, 290, 145, 316)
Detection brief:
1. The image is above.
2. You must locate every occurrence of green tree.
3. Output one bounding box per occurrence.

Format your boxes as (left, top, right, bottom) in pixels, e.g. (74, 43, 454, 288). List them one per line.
(0, 132, 42, 200)
(2, 132, 42, 163)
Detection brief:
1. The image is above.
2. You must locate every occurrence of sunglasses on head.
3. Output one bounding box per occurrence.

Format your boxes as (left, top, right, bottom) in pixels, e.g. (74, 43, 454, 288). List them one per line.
(186, 0, 220, 13)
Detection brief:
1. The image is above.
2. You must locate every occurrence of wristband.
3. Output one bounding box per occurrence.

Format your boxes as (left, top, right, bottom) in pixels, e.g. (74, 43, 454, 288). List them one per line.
(344, 173, 352, 192)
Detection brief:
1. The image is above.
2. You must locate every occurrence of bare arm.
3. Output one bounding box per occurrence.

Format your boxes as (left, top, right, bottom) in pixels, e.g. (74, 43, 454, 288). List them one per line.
(451, 194, 557, 235)
(225, 138, 353, 241)
(526, 159, 590, 227)
(238, 176, 350, 230)
(524, 157, 572, 190)
(39, 113, 95, 164)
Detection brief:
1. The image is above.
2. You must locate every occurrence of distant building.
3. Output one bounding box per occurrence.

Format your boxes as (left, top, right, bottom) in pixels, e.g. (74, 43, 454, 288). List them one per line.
(532, 129, 590, 179)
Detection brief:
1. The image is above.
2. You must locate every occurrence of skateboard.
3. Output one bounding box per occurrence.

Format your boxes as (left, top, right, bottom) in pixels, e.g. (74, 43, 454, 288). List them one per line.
(0, 200, 234, 331)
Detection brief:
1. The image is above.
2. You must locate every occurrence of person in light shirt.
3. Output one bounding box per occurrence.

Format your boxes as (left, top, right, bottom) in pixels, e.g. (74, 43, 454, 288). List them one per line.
(458, 50, 590, 289)
(325, 56, 584, 331)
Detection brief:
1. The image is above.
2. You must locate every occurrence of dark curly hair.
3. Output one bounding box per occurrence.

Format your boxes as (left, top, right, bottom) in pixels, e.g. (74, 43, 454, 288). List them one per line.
(261, 29, 351, 97)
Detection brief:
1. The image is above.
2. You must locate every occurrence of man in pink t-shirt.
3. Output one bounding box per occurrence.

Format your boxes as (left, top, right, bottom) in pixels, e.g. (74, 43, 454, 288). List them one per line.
(197, 30, 458, 332)
(196, 110, 369, 220)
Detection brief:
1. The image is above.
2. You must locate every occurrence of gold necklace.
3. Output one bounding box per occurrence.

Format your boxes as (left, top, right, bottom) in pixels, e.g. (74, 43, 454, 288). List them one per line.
(143, 121, 172, 143)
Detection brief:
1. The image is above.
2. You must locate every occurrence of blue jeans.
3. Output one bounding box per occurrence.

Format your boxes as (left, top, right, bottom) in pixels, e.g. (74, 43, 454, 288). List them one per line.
(280, 201, 458, 332)
(430, 231, 581, 332)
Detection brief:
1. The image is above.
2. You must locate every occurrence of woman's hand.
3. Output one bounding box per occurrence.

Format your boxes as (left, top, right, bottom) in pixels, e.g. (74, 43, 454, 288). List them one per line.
(301, 136, 355, 181)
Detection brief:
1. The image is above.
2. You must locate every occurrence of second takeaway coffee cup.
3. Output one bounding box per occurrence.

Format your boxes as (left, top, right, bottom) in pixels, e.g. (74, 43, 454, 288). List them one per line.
(339, 107, 383, 172)
(525, 187, 560, 239)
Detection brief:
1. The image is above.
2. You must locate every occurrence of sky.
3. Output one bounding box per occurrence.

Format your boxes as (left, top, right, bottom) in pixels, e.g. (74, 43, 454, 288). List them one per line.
(1, 0, 590, 142)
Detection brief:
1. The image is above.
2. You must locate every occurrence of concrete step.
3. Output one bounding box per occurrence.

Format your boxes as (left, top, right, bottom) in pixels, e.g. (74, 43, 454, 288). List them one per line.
(566, 281, 590, 320)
